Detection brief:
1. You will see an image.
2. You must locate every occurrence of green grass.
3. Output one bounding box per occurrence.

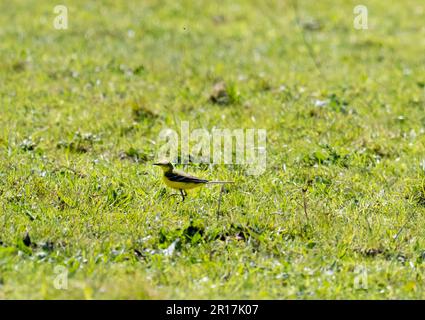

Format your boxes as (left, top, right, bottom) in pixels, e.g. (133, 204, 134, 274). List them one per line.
(1, 0, 425, 299)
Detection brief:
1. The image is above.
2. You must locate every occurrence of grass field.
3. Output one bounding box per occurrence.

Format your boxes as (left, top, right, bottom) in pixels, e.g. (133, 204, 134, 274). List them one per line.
(1, 0, 425, 299)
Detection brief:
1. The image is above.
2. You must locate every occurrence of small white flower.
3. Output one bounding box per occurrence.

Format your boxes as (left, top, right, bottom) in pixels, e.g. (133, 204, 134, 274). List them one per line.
(314, 99, 328, 107)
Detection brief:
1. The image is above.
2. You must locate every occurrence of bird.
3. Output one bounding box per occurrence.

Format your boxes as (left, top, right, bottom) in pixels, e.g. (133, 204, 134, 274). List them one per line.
(153, 160, 234, 201)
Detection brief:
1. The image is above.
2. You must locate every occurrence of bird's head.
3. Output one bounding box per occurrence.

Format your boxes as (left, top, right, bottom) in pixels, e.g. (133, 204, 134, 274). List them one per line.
(153, 160, 174, 173)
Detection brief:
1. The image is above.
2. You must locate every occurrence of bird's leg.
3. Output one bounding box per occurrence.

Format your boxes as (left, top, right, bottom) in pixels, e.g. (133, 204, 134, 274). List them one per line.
(180, 189, 186, 202)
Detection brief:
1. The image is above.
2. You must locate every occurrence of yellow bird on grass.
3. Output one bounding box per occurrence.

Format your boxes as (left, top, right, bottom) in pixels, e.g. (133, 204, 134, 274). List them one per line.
(154, 160, 234, 201)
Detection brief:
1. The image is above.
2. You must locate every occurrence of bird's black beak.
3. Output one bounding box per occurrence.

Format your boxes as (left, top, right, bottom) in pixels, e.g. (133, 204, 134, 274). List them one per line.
(153, 163, 160, 166)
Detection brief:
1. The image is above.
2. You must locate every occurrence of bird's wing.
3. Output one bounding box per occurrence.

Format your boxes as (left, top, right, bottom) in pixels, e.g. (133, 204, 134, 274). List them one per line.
(165, 170, 208, 184)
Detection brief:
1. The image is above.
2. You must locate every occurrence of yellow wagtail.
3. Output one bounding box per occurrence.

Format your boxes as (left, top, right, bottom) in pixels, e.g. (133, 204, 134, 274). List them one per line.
(154, 160, 234, 201)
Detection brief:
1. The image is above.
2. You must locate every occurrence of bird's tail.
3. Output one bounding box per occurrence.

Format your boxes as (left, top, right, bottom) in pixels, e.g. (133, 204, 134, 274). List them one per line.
(207, 181, 235, 184)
